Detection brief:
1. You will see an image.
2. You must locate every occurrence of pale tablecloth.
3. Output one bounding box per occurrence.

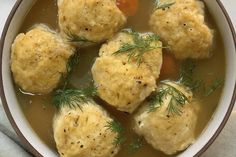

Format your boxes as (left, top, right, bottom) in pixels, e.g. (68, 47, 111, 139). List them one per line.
(0, 0, 235, 156)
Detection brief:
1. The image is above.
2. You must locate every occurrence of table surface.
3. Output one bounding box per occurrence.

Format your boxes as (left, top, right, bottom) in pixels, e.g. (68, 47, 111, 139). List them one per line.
(0, 0, 236, 157)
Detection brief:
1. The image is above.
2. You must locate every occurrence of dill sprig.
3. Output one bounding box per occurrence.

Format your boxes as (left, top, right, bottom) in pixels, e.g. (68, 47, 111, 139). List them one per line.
(128, 138, 143, 154)
(67, 50, 79, 73)
(179, 60, 202, 91)
(155, 0, 176, 10)
(53, 86, 97, 109)
(65, 30, 95, 44)
(148, 81, 189, 115)
(204, 79, 224, 97)
(113, 135, 126, 146)
(60, 49, 79, 89)
(105, 120, 126, 146)
(113, 29, 164, 65)
(148, 88, 165, 112)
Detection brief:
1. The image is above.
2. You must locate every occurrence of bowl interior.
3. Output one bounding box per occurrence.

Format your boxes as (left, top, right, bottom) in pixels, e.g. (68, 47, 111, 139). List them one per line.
(0, 0, 235, 157)
(180, 1, 236, 156)
(1, 1, 57, 156)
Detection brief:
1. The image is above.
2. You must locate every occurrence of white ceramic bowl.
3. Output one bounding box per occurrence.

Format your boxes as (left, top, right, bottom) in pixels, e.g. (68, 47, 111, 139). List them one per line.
(0, 0, 235, 157)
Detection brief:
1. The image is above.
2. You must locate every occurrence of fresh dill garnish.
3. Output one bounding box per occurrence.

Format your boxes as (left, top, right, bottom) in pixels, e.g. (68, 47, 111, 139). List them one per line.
(204, 79, 224, 97)
(155, 0, 176, 10)
(179, 60, 202, 91)
(59, 49, 79, 89)
(128, 138, 143, 154)
(148, 81, 189, 115)
(67, 50, 79, 73)
(105, 120, 126, 146)
(113, 29, 164, 66)
(147, 61, 223, 114)
(65, 30, 95, 44)
(53, 86, 97, 109)
(105, 120, 124, 133)
(148, 88, 165, 112)
(113, 135, 126, 146)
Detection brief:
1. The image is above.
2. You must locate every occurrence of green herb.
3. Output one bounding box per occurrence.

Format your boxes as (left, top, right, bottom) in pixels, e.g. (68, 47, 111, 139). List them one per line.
(179, 60, 202, 91)
(59, 49, 79, 89)
(113, 135, 126, 146)
(128, 138, 143, 154)
(67, 50, 79, 73)
(53, 86, 97, 109)
(148, 60, 223, 115)
(148, 81, 189, 115)
(105, 120, 126, 146)
(113, 29, 164, 66)
(66, 30, 95, 44)
(204, 79, 224, 97)
(155, 0, 175, 10)
(148, 87, 165, 112)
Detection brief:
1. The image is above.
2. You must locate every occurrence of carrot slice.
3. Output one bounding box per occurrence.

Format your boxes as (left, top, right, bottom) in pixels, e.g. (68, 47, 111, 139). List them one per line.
(160, 53, 179, 79)
(116, 0, 139, 16)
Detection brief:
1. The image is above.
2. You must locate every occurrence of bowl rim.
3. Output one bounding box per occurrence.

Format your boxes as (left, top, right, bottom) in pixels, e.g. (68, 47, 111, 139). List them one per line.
(0, 0, 235, 157)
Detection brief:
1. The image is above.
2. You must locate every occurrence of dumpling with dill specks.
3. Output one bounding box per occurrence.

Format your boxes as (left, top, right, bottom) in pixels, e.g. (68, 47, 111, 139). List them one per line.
(134, 80, 198, 155)
(149, 0, 213, 59)
(91, 30, 163, 113)
(53, 100, 120, 157)
(11, 25, 74, 94)
(58, 0, 127, 46)
(98, 29, 163, 79)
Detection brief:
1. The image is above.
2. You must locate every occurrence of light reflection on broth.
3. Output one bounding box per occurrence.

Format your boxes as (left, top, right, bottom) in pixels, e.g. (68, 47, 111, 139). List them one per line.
(15, 0, 225, 156)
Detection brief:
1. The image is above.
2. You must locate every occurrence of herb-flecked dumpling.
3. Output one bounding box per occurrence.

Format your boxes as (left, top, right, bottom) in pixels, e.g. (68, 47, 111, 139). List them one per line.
(11, 25, 74, 94)
(99, 30, 163, 79)
(92, 30, 163, 113)
(92, 56, 156, 113)
(134, 81, 198, 155)
(58, 0, 127, 46)
(150, 0, 213, 59)
(53, 100, 120, 157)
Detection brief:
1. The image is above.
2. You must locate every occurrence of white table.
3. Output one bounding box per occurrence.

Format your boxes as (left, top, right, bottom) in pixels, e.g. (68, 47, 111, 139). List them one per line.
(0, 0, 236, 157)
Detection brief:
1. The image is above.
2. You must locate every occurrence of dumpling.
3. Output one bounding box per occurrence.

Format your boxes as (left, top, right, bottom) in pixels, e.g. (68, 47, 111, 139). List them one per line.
(92, 31, 162, 113)
(99, 31, 163, 79)
(149, 0, 213, 59)
(11, 25, 74, 94)
(53, 101, 120, 157)
(92, 56, 156, 113)
(134, 81, 198, 155)
(58, 0, 127, 46)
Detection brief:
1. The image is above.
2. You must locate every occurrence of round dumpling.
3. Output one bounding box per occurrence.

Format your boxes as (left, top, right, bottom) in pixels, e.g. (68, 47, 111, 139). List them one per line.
(92, 56, 156, 113)
(149, 0, 213, 59)
(58, 0, 127, 45)
(134, 81, 198, 155)
(53, 101, 120, 157)
(11, 25, 74, 94)
(99, 31, 163, 79)
(92, 31, 162, 113)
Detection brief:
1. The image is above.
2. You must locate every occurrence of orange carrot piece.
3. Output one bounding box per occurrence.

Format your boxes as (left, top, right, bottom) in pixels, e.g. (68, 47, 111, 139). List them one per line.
(160, 53, 179, 79)
(116, 0, 139, 16)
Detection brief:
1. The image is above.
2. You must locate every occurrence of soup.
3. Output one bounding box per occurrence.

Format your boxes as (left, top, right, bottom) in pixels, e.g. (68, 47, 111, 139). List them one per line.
(13, 0, 225, 156)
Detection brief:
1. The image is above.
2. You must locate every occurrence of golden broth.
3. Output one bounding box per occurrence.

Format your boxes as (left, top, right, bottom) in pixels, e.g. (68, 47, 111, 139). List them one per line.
(15, 0, 225, 156)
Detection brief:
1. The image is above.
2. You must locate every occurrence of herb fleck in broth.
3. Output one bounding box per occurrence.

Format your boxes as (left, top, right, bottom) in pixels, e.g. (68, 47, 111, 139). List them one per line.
(15, 0, 225, 156)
